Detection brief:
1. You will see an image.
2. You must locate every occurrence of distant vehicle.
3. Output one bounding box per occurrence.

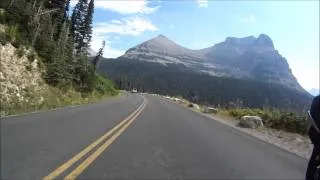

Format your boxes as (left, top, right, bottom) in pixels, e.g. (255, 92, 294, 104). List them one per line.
(131, 88, 138, 93)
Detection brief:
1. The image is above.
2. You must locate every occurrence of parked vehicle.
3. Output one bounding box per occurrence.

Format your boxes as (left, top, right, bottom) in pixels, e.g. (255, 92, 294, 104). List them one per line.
(131, 88, 138, 93)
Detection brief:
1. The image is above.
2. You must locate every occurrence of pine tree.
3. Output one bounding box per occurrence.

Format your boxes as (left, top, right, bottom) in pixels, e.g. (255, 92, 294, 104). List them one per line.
(92, 40, 105, 68)
(71, 0, 88, 54)
(64, 0, 70, 18)
(45, 0, 67, 41)
(83, 0, 94, 53)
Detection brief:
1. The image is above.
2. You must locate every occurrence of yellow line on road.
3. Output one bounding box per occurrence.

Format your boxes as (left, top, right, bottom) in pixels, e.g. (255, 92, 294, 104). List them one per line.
(64, 101, 146, 180)
(43, 97, 146, 180)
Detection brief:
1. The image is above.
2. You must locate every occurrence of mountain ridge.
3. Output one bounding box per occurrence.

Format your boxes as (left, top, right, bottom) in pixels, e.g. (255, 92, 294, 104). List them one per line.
(120, 34, 305, 93)
(97, 58, 312, 112)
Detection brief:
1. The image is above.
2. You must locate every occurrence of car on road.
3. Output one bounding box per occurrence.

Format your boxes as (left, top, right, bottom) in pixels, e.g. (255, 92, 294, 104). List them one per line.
(131, 88, 138, 93)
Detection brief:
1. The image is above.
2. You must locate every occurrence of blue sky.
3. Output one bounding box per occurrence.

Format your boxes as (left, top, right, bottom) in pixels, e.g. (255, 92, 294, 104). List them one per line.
(72, 0, 319, 91)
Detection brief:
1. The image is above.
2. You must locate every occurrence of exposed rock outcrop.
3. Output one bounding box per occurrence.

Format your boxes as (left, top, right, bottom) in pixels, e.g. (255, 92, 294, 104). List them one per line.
(0, 43, 46, 115)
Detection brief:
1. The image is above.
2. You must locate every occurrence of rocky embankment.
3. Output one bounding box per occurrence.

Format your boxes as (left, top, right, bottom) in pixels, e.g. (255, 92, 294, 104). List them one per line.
(0, 43, 47, 116)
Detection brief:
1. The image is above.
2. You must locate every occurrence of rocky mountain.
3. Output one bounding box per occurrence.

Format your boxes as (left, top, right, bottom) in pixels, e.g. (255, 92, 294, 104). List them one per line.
(98, 58, 312, 112)
(121, 34, 304, 93)
(123, 34, 204, 65)
(97, 34, 312, 111)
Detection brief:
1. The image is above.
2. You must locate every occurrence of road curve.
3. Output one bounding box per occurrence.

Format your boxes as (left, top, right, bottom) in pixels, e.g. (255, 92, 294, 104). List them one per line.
(1, 94, 307, 179)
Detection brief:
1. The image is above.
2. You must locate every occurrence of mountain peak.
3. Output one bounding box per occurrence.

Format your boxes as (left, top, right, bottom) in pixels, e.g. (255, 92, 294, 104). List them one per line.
(124, 34, 199, 57)
(148, 34, 172, 44)
(258, 33, 271, 40)
(223, 34, 274, 50)
(225, 36, 256, 45)
(157, 34, 168, 39)
(255, 34, 274, 48)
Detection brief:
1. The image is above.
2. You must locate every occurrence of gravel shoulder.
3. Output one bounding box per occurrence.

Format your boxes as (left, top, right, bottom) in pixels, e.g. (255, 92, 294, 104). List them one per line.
(209, 113, 312, 160)
(161, 95, 313, 160)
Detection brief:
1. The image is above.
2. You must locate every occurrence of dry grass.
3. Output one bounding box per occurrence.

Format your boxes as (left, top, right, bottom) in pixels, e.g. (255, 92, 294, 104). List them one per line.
(0, 87, 120, 117)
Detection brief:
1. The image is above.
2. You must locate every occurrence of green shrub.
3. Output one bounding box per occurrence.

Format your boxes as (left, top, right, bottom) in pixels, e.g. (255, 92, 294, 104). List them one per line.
(93, 73, 117, 95)
(0, 31, 9, 44)
(34, 37, 55, 62)
(7, 24, 18, 38)
(226, 108, 307, 134)
(4, 24, 25, 48)
(0, 9, 5, 23)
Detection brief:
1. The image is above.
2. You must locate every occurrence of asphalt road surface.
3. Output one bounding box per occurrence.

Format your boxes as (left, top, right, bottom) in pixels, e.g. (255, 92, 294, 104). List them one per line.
(1, 94, 308, 179)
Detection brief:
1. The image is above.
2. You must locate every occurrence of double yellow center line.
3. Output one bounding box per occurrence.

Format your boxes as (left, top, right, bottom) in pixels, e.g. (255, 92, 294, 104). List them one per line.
(43, 97, 147, 180)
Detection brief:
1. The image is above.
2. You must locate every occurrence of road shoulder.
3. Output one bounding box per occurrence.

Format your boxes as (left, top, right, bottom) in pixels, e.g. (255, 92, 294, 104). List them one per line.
(158, 95, 312, 160)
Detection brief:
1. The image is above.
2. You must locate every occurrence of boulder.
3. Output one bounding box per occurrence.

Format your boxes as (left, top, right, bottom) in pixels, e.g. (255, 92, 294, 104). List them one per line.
(193, 104, 200, 110)
(177, 99, 185, 104)
(173, 98, 180, 102)
(239, 115, 263, 129)
(188, 103, 200, 110)
(203, 107, 218, 114)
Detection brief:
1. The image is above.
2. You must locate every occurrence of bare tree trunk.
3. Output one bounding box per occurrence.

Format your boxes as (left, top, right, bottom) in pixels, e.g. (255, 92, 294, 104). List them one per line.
(59, 21, 67, 58)
(50, 21, 56, 40)
(31, 3, 41, 46)
(64, 24, 70, 45)
(7, 0, 15, 9)
(35, 1, 43, 20)
(32, 0, 37, 10)
(32, 23, 40, 47)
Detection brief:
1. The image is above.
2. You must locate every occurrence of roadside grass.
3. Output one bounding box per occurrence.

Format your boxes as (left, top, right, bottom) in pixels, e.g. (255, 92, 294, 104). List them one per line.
(216, 108, 307, 135)
(213, 109, 239, 123)
(0, 86, 121, 117)
(161, 95, 308, 135)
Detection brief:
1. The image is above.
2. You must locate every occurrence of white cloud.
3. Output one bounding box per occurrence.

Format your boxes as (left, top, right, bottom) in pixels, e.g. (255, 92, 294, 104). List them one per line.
(95, 0, 158, 14)
(239, 14, 256, 23)
(70, 0, 158, 14)
(70, 0, 77, 7)
(287, 56, 319, 91)
(197, 0, 208, 8)
(91, 16, 158, 58)
(91, 34, 125, 58)
(94, 16, 158, 36)
(70, 0, 159, 58)
(110, 20, 122, 24)
(103, 46, 125, 58)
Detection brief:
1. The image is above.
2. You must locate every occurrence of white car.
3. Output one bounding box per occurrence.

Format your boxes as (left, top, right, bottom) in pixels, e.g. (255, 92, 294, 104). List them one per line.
(131, 88, 138, 93)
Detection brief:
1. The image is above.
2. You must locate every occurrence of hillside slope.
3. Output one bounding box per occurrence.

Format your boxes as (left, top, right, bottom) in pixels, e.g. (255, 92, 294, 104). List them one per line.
(0, 42, 117, 116)
(0, 1, 118, 116)
(98, 58, 312, 112)
(0, 43, 46, 115)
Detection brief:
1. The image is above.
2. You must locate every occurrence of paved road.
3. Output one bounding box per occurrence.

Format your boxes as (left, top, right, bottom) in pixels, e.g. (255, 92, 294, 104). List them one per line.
(1, 94, 307, 179)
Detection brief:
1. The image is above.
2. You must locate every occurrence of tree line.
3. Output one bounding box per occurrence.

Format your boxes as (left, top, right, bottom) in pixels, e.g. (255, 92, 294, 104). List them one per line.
(0, 0, 108, 93)
(98, 58, 312, 113)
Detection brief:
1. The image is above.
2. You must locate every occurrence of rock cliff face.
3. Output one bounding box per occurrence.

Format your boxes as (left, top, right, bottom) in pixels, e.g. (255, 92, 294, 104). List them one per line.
(121, 34, 304, 92)
(0, 43, 46, 115)
(123, 34, 204, 65)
